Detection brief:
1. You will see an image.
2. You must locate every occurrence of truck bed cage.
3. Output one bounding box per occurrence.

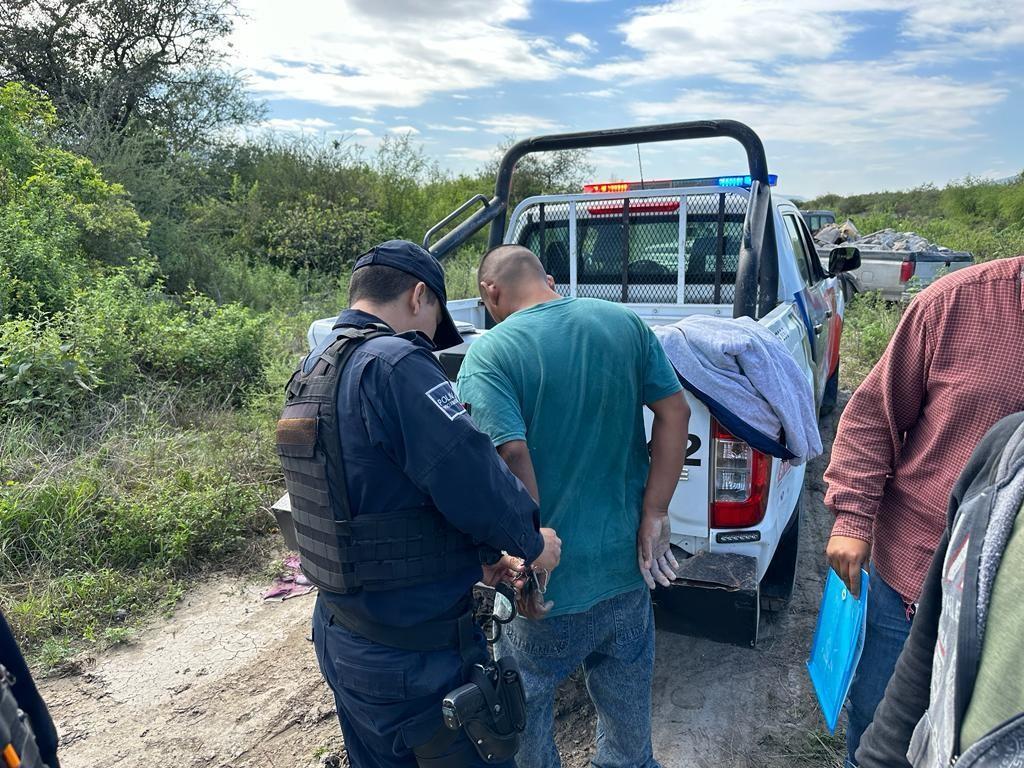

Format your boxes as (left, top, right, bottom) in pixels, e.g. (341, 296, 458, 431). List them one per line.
(425, 120, 779, 319)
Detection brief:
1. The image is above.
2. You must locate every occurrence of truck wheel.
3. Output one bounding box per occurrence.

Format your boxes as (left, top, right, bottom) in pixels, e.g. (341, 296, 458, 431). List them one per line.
(819, 364, 839, 417)
(760, 494, 802, 613)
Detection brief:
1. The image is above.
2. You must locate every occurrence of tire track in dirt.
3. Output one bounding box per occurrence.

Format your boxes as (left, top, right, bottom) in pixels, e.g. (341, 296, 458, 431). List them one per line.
(42, 397, 845, 768)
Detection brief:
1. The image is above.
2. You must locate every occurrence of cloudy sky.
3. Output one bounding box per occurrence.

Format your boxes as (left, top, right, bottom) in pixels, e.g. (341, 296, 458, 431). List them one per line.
(230, 0, 1024, 197)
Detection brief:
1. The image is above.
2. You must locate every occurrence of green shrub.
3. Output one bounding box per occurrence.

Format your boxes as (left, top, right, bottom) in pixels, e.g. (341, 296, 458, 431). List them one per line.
(205, 257, 303, 312)
(2, 270, 272, 417)
(840, 292, 905, 390)
(139, 292, 268, 403)
(263, 194, 389, 277)
(0, 316, 98, 413)
(0, 82, 154, 318)
(0, 191, 85, 317)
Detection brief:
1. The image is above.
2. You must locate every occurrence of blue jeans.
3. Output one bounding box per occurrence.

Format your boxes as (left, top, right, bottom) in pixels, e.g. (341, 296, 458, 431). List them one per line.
(497, 586, 660, 768)
(845, 566, 914, 767)
(312, 595, 513, 768)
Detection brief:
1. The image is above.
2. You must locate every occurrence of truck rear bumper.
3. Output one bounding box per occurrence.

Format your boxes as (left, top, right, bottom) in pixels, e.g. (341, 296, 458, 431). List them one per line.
(654, 551, 760, 647)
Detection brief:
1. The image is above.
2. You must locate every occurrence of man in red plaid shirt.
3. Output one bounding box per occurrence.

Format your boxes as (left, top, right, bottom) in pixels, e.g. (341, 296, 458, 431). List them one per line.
(824, 255, 1024, 766)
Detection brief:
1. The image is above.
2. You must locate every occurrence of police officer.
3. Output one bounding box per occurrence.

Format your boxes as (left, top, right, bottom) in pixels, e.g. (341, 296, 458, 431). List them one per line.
(276, 240, 560, 768)
(1, 610, 60, 768)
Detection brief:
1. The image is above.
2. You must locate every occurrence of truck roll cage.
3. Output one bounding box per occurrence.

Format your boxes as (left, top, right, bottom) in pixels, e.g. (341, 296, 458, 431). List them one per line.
(424, 119, 778, 319)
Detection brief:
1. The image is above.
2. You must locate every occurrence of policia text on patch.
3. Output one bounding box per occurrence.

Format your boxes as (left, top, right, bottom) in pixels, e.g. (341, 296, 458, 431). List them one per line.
(275, 240, 558, 768)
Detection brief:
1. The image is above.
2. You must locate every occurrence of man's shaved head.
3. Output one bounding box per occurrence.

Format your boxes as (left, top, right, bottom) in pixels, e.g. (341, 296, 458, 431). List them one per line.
(477, 244, 560, 322)
(478, 245, 548, 287)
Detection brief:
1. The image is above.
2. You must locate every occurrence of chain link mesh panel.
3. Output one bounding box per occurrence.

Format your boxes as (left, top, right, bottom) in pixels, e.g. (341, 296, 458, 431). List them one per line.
(511, 192, 747, 304)
(511, 202, 573, 296)
(684, 193, 746, 304)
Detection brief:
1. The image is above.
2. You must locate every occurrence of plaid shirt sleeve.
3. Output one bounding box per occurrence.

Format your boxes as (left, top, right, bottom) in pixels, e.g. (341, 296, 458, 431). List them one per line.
(824, 298, 935, 542)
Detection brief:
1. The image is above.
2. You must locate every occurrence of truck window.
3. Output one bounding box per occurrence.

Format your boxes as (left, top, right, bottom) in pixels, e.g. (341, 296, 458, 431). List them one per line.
(512, 193, 746, 304)
(784, 214, 815, 286)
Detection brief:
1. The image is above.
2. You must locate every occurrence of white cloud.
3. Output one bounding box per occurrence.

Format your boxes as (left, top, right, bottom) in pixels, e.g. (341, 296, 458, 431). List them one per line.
(566, 33, 596, 51)
(388, 125, 421, 135)
(578, 0, 862, 84)
(579, 0, 1024, 85)
(901, 2, 1024, 50)
(628, 61, 1006, 146)
(260, 117, 334, 132)
(565, 88, 620, 98)
(451, 94, 471, 100)
(234, 0, 573, 110)
(350, 116, 382, 124)
(347, 127, 375, 137)
(448, 147, 497, 163)
(475, 114, 562, 135)
(427, 124, 476, 132)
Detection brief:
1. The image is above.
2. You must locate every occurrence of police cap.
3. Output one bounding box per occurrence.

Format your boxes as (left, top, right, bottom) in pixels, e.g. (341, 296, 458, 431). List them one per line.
(353, 240, 463, 350)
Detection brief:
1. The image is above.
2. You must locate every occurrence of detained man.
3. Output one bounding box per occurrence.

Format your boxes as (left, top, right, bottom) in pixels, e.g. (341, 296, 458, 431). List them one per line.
(455, 245, 689, 768)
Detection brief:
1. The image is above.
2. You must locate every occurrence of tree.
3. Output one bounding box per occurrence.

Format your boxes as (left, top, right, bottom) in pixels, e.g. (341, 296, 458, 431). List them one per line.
(0, 0, 259, 152)
(483, 139, 594, 213)
(0, 83, 151, 318)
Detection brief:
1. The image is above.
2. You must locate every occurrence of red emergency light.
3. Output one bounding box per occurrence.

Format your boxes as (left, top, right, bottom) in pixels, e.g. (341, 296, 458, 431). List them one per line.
(582, 182, 630, 194)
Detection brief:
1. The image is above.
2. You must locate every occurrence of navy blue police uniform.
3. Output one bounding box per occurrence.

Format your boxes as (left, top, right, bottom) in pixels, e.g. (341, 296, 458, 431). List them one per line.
(287, 242, 543, 768)
(1, 610, 60, 768)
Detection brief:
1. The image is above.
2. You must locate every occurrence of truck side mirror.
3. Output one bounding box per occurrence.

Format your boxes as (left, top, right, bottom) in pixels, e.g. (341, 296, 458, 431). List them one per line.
(828, 246, 861, 275)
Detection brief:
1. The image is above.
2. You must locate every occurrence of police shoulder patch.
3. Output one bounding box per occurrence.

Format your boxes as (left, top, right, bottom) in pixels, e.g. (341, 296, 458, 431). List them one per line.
(426, 381, 467, 421)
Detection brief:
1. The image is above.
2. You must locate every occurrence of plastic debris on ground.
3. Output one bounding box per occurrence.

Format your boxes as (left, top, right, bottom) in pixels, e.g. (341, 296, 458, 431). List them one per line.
(815, 224, 956, 253)
(853, 228, 954, 252)
(263, 554, 316, 601)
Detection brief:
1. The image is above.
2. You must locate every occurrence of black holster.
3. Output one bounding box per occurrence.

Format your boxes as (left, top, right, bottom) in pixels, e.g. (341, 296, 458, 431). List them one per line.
(415, 655, 527, 766)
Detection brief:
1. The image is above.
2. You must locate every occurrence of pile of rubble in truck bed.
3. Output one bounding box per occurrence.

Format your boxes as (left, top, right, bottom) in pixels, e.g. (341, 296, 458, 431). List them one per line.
(815, 220, 959, 254)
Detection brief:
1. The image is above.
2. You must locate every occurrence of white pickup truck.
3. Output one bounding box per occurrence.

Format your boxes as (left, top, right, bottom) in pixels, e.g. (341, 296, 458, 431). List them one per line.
(305, 121, 860, 646)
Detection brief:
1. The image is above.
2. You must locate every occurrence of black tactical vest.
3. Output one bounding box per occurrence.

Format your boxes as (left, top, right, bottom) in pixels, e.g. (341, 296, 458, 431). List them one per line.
(1, 665, 51, 768)
(275, 325, 478, 595)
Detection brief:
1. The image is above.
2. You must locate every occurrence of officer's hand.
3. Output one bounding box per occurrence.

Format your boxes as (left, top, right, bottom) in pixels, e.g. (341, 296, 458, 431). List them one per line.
(481, 554, 526, 587)
(637, 512, 678, 590)
(825, 535, 871, 599)
(533, 528, 561, 573)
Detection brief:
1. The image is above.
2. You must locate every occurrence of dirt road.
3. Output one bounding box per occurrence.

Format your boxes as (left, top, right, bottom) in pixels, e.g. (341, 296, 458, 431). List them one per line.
(41, 399, 845, 768)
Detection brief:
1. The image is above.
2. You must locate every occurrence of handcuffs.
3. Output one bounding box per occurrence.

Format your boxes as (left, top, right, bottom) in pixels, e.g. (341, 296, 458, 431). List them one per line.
(474, 563, 550, 643)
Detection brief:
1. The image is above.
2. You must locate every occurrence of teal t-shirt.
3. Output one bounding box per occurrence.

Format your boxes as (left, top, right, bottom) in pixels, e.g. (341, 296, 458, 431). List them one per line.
(455, 297, 682, 617)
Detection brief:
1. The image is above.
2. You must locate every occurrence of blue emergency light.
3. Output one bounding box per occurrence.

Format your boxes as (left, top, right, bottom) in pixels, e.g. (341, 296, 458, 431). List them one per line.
(717, 174, 778, 187)
(583, 174, 778, 193)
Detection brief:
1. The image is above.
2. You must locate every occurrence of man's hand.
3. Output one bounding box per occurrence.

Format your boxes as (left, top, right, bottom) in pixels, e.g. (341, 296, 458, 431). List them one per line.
(482, 554, 527, 588)
(826, 535, 871, 598)
(637, 512, 678, 589)
(533, 527, 561, 573)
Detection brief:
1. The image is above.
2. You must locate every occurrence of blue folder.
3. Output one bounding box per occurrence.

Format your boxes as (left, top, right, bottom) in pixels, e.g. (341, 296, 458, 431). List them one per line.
(806, 568, 870, 734)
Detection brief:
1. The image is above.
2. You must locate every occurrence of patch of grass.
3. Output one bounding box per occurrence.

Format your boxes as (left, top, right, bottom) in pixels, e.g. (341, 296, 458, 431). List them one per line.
(0, 383, 284, 662)
(840, 292, 905, 391)
(760, 728, 845, 767)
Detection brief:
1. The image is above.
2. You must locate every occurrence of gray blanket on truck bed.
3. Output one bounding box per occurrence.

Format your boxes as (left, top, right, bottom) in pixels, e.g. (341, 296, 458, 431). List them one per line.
(654, 316, 823, 465)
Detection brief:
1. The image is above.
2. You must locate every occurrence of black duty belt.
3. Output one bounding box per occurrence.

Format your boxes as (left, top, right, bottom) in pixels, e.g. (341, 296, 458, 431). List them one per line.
(326, 600, 479, 657)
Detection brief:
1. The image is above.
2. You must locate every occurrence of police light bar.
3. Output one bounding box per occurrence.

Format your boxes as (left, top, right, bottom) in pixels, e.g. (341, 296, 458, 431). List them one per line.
(583, 174, 777, 193)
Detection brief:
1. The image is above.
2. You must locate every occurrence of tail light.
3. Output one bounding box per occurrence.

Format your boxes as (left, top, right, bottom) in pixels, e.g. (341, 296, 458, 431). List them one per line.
(899, 260, 915, 283)
(710, 420, 771, 529)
